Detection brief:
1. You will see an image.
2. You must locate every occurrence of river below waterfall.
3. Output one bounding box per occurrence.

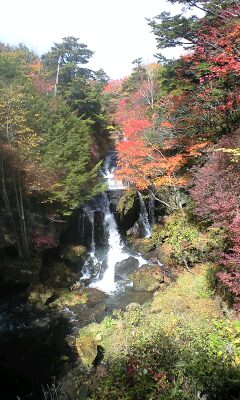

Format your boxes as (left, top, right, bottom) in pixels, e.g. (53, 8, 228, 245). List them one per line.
(0, 151, 155, 399)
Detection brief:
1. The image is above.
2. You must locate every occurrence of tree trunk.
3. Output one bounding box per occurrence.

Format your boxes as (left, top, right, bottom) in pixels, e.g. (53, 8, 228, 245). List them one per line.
(0, 150, 22, 257)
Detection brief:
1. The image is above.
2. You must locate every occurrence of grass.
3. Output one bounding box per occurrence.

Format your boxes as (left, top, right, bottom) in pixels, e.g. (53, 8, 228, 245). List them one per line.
(74, 263, 240, 400)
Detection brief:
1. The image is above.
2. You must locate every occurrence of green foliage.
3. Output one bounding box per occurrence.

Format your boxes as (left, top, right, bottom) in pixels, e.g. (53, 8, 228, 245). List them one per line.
(0, 40, 109, 257)
(158, 211, 225, 267)
(30, 95, 105, 210)
(79, 266, 240, 400)
(42, 36, 94, 87)
(148, 12, 200, 50)
(117, 189, 137, 216)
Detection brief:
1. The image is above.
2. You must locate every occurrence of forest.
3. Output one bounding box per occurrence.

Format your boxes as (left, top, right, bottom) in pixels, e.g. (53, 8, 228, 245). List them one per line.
(0, 0, 239, 399)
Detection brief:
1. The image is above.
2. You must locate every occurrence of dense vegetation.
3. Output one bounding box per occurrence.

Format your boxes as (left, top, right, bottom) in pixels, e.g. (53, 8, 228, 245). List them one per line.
(0, 37, 108, 257)
(74, 266, 240, 400)
(106, 0, 240, 310)
(0, 0, 239, 399)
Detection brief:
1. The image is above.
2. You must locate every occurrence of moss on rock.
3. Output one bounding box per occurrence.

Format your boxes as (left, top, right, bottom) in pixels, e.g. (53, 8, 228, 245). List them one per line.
(76, 336, 98, 368)
(46, 261, 77, 288)
(50, 289, 88, 308)
(117, 189, 137, 215)
(130, 264, 166, 292)
(61, 245, 87, 265)
(28, 284, 54, 305)
(116, 189, 140, 231)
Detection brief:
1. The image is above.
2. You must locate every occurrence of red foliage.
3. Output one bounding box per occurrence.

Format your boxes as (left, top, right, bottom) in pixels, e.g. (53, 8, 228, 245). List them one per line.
(218, 215, 240, 310)
(31, 229, 58, 252)
(194, 6, 240, 80)
(103, 79, 125, 94)
(191, 133, 240, 308)
(191, 136, 240, 227)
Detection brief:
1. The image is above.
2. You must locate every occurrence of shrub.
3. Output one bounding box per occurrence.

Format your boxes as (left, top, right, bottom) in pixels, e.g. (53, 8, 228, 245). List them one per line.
(158, 211, 225, 268)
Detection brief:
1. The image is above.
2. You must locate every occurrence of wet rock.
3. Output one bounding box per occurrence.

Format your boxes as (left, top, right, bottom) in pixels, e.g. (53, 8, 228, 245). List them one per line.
(81, 256, 102, 280)
(75, 336, 98, 368)
(45, 262, 77, 288)
(130, 264, 165, 292)
(133, 238, 157, 258)
(94, 211, 106, 249)
(126, 222, 142, 238)
(28, 284, 54, 305)
(85, 288, 108, 307)
(61, 245, 87, 266)
(116, 189, 140, 231)
(115, 257, 139, 280)
(49, 290, 88, 308)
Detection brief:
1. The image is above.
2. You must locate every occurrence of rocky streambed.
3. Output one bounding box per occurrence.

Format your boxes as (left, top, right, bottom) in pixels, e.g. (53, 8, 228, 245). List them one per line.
(0, 236, 175, 399)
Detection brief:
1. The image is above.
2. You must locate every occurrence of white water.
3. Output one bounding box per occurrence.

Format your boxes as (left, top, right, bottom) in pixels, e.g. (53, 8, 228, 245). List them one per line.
(90, 209, 129, 292)
(81, 152, 152, 294)
(101, 153, 126, 190)
(138, 192, 152, 238)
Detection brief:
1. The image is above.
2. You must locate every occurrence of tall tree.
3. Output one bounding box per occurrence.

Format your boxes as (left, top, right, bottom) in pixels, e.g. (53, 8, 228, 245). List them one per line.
(42, 36, 94, 92)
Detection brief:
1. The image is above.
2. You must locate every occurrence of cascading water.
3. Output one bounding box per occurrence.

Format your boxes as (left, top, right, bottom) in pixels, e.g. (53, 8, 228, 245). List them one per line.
(80, 151, 147, 294)
(138, 192, 152, 238)
(101, 151, 126, 190)
(90, 196, 129, 292)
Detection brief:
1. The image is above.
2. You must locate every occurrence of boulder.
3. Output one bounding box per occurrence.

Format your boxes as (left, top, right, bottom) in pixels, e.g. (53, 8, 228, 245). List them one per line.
(132, 238, 157, 258)
(115, 257, 139, 280)
(49, 289, 88, 308)
(126, 222, 142, 238)
(85, 288, 107, 306)
(61, 245, 87, 266)
(116, 190, 140, 231)
(46, 261, 77, 288)
(130, 264, 165, 292)
(76, 336, 98, 368)
(28, 284, 53, 305)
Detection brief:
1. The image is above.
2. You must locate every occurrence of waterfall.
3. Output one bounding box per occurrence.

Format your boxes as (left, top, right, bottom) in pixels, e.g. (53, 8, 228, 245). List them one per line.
(149, 192, 155, 228)
(90, 197, 128, 292)
(80, 151, 151, 294)
(101, 152, 126, 190)
(138, 192, 152, 238)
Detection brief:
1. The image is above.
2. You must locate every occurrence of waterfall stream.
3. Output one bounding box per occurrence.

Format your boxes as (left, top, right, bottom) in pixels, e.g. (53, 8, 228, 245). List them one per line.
(80, 151, 151, 294)
(138, 192, 152, 238)
(0, 150, 155, 399)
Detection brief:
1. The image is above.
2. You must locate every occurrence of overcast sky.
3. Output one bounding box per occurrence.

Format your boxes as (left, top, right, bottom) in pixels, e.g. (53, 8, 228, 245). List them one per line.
(1, 0, 187, 79)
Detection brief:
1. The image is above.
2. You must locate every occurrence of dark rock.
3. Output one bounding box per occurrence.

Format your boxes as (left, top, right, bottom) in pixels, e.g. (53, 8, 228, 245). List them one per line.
(28, 284, 54, 305)
(126, 222, 142, 238)
(61, 244, 87, 266)
(0, 257, 41, 291)
(60, 208, 93, 249)
(94, 211, 106, 249)
(115, 256, 139, 280)
(44, 261, 77, 288)
(115, 190, 140, 232)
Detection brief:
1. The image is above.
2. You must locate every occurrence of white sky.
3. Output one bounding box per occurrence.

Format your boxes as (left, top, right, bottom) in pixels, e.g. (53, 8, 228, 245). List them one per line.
(1, 0, 187, 79)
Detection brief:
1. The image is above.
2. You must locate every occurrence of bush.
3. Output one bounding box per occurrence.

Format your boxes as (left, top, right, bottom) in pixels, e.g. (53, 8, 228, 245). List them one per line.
(157, 211, 225, 268)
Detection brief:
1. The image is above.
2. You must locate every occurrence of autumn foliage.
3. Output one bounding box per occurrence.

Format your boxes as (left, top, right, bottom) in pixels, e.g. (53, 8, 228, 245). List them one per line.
(108, 3, 240, 309)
